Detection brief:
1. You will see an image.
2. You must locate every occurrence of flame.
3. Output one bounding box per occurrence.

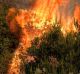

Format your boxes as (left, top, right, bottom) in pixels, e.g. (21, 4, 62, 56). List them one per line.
(74, 5, 80, 25)
(6, 0, 80, 74)
(6, 0, 80, 33)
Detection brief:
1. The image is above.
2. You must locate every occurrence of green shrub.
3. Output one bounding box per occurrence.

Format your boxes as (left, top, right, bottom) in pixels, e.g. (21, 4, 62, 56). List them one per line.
(27, 24, 80, 74)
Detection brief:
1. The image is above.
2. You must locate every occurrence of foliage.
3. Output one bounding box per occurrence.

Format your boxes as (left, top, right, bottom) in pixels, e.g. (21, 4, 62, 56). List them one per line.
(0, 4, 19, 73)
(26, 24, 80, 74)
(0, 3, 80, 74)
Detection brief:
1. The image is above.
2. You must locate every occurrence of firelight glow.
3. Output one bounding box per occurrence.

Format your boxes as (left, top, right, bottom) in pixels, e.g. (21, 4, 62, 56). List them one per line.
(6, 0, 80, 74)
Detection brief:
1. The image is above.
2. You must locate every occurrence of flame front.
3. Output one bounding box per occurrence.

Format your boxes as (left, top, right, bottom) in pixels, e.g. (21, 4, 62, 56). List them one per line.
(6, 0, 80, 74)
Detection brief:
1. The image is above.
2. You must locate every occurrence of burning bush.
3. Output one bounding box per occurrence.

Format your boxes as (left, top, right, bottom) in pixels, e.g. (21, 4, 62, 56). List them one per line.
(3, 0, 80, 74)
(27, 25, 80, 74)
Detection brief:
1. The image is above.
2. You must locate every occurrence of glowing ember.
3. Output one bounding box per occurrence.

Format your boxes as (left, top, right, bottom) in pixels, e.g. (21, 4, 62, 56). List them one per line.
(6, 0, 80, 74)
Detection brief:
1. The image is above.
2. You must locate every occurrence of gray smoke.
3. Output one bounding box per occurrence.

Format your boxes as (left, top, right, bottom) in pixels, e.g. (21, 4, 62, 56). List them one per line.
(59, 0, 80, 17)
(0, 0, 80, 9)
(0, 0, 35, 9)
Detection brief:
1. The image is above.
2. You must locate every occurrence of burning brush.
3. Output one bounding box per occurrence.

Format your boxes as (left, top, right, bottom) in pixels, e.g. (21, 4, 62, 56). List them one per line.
(6, 0, 80, 74)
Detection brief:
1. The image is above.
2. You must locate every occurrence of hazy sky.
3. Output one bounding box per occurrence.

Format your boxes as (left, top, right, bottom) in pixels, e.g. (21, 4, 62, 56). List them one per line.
(77, 0, 80, 4)
(0, 0, 80, 9)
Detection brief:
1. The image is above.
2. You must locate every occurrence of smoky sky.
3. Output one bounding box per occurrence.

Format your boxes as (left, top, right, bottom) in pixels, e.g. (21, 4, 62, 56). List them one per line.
(0, 0, 35, 8)
(77, 0, 80, 4)
(65, 0, 80, 16)
(0, 0, 80, 9)
(0, 0, 80, 14)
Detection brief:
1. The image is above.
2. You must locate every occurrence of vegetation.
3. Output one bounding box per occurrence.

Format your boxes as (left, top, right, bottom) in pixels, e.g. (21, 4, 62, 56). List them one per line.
(26, 24, 80, 74)
(0, 4, 19, 73)
(0, 3, 80, 74)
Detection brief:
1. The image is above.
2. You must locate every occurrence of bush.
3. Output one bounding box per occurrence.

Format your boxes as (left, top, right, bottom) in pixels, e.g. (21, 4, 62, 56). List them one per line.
(26, 24, 80, 74)
(0, 4, 19, 73)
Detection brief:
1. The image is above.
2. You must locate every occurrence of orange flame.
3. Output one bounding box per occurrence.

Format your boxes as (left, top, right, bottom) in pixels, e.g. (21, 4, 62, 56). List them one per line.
(74, 5, 80, 25)
(6, 0, 80, 74)
(6, 0, 80, 34)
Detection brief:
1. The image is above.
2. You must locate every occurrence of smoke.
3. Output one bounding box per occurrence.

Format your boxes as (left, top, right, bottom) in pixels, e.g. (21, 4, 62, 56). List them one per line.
(0, 0, 36, 9)
(1, 0, 80, 10)
(77, 0, 80, 4)
(58, 0, 80, 18)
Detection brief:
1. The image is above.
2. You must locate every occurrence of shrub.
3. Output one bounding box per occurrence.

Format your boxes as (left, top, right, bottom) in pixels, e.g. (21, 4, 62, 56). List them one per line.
(26, 24, 80, 74)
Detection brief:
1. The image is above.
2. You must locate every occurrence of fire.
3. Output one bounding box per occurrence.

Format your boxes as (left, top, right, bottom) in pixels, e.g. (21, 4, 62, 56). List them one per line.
(6, 0, 80, 34)
(74, 5, 80, 25)
(6, 0, 80, 74)
(15, 9, 31, 28)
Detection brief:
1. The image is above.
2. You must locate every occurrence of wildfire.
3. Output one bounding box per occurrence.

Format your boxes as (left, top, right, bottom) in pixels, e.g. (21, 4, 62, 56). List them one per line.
(6, 0, 80, 74)
(74, 5, 80, 25)
(6, 1, 80, 34)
